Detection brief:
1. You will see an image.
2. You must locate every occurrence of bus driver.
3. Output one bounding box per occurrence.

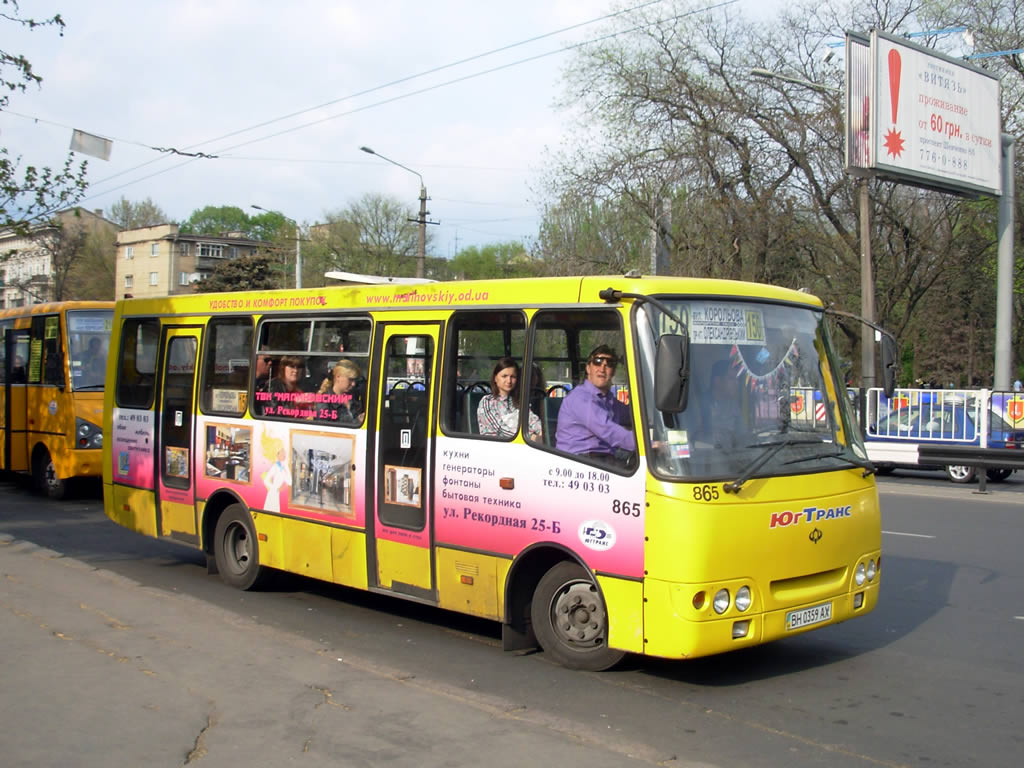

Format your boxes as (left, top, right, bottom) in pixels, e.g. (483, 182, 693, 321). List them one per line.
(555, 345, 636, 469)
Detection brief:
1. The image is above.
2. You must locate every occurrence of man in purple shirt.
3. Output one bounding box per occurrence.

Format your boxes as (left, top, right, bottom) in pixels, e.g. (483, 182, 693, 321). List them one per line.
(555, 345, 636, 469)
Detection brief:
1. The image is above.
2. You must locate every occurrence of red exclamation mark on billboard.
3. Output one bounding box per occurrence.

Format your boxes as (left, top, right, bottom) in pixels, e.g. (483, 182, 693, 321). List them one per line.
(888, 49, 901, 123)
(883, 48, 905, 158)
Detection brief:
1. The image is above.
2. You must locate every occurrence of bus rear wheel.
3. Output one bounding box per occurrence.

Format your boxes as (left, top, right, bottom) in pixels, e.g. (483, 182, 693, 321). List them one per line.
(530, 561, 625, 671)
(34, 449, 67, 500)
(213, 504, 269, 590)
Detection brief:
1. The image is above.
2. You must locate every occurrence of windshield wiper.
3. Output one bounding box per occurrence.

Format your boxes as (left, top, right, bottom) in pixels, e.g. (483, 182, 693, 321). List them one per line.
(785, 449, 877, 477)
(723, 438, 828, 494)
(74, 383, 106, 391)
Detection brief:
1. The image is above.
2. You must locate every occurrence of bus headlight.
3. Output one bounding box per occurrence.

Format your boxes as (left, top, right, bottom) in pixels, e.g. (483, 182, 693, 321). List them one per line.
(855, 562, 866, 586)
(866, 559, 877, 581)
(75, 418, 103, 450)
(713, 588, 730, 614)
(735, 586, 752, 612)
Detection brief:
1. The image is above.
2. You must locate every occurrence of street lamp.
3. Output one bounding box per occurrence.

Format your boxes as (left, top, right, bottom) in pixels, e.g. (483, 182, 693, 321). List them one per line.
(750, 67, 876, 388)
(360, 145, 429, 279)
(251, 205, 301, 289)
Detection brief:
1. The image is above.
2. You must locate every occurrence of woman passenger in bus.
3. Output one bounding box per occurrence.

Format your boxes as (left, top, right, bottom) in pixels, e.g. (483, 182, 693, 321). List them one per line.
(317, 359, 364, 426)
(268, 355, 315, 417)
(477, 357, 542, 441)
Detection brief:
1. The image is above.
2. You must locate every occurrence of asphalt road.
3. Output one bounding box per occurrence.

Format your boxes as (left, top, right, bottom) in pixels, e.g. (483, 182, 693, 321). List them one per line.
(2, 471, 1021, 767)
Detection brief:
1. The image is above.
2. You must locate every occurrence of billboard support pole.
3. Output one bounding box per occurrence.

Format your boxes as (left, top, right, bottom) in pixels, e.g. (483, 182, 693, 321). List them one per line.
(859, 178, 876, 389)
(995, 133, 1016, 389)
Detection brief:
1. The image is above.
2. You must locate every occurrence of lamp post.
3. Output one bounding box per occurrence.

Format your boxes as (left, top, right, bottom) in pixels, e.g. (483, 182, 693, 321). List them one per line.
(251, 205, 301, 289)
(750, 67, 876, 387)
(360, 145, 428, 279)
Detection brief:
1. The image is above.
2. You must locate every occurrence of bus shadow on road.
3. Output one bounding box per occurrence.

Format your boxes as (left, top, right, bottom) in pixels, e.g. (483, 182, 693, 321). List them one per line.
(626, 553, 955, 685)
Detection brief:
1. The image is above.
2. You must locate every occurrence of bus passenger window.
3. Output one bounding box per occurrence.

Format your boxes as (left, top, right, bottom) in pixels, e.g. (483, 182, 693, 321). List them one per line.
(116, 318, 160, 409)
(255, 316, 371, 424)
(442, 310, 530, 439)
(200, 317, 253, 416)
(531, 310, 636, 472)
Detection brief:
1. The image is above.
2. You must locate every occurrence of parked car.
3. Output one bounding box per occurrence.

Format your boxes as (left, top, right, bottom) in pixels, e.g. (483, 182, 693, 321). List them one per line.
(868, 402, 1024, 483)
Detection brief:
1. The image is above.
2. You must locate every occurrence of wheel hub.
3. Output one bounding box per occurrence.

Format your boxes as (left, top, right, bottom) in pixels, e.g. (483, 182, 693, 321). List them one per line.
(552, 581, 606, 646)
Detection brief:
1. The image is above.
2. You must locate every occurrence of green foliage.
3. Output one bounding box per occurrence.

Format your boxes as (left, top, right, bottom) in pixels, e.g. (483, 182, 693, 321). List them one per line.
(179, 205, 270, 238)
(1, 5, 87, 233)
(449, 241, 538, 279)
(194, 252, 280, 293)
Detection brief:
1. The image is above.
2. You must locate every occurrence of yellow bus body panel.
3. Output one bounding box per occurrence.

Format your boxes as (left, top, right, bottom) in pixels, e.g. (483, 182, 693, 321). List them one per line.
(376, 538, 431, 591)
(108, 485, 159, 538)
(435, 548, 501, 619)
(596, 574, 645, 654)
(250, 513, 368, 589)
(160, 500, 197, 538)
(642, 469, 881, 659)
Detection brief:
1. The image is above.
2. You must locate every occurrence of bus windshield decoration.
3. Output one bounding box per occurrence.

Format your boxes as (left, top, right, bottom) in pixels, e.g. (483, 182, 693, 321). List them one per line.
(101, 276, 882, 671)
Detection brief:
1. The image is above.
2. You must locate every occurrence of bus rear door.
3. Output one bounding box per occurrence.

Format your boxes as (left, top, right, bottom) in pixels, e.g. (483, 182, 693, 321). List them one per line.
(155, 327, 202, 544)
(369, 323, 440, 600)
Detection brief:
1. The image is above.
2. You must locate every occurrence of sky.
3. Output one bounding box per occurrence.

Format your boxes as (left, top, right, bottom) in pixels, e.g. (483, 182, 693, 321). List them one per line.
(3, 0, 765, 260)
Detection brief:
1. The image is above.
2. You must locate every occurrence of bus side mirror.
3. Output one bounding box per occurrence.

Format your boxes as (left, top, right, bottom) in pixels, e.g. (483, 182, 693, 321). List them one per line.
(654, 334, 689, 413)
(880, 336, 899, 398)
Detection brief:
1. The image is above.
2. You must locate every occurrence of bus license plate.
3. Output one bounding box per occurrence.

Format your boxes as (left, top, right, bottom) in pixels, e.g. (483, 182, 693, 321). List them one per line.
(786, 602, 832, 631)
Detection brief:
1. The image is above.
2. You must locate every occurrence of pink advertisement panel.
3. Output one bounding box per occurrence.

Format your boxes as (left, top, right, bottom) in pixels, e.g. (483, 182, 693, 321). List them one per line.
(194, 418, 367, 527)
(434, 437, 646, 579)
(111, 408, 156, 489)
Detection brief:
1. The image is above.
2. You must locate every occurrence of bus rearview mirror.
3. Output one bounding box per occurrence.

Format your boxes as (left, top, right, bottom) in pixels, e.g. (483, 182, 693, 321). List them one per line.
(654, 334, 689, 413)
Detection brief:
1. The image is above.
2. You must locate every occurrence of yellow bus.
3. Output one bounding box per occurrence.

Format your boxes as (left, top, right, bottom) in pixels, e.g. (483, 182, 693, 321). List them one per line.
(101, 276, 893, 669)
(2, 301, 113, 498)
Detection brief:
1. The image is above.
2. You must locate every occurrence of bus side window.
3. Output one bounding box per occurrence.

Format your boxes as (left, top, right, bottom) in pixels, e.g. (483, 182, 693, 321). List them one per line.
(116, 318, 160, 408)
(529, 309, 635, 471)
(200, 316, 253, 416)
(441, 310, 528, 438)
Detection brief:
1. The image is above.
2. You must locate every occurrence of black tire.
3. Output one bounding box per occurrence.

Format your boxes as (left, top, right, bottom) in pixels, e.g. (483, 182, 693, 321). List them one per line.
(35, 449, 67, 500)
(213, 504, 269, 590)
(945, 464, 976, 484)
(986, 468, 1013, 483)
(530, 561, 625, 671)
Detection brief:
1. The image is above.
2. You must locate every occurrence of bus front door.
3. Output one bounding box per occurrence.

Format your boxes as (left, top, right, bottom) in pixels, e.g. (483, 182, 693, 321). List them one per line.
(3, 328, 31, 473)
(155, 328, 201, 545)
(369, 324, 439, 600)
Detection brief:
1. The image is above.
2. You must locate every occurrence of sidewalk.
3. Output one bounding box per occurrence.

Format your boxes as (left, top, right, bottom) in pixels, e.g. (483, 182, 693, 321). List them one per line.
(0, 533, 677, 768)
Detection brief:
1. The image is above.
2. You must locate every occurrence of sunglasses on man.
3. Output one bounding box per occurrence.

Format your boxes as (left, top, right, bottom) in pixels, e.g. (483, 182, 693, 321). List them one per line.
(589, 356, 617, 368)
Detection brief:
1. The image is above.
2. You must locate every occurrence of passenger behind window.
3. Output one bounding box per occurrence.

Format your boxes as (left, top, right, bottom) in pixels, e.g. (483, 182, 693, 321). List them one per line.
(254, 353, 274, 391)
(477, 357, 541, 441)
(317, 359, 364, 426)
(269, 355, 308, 394)
(554, 345, 635, 468)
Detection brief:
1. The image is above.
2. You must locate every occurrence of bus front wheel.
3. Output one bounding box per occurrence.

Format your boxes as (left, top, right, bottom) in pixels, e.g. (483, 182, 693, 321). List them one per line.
(213, 505, 269, 590)
(34, 449, 67, 500)
(530, 561, 625, 671)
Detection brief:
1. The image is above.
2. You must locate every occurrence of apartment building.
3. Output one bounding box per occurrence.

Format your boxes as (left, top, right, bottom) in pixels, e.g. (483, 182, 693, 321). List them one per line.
(0, 208, 120, 308)
(116, 224, 267, 298)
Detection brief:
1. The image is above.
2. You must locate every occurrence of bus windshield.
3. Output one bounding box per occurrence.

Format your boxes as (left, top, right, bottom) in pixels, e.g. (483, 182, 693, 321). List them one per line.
(637, 298, 866, 481)
(67, 309, 113, 391)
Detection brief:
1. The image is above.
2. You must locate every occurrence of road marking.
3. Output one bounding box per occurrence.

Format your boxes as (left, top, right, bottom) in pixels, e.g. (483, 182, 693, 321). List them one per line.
(882, 530, 935, 538)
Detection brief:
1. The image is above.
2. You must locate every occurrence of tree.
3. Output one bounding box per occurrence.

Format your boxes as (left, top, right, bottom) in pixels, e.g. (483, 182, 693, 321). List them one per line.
(540, 0, 1023, 384)
(449, 241, 539, 279)
(180, 205, 260, 237)
(107, 197, 168, 229)
(64, 222, 117, 300)
(312, 194, 428, 279)
(1, 3, 88, 234)
(194, 252, 279, 293)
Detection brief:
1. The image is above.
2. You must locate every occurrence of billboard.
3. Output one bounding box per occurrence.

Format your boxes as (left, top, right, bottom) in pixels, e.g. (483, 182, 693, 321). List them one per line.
(846, 29, 1002, 197)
